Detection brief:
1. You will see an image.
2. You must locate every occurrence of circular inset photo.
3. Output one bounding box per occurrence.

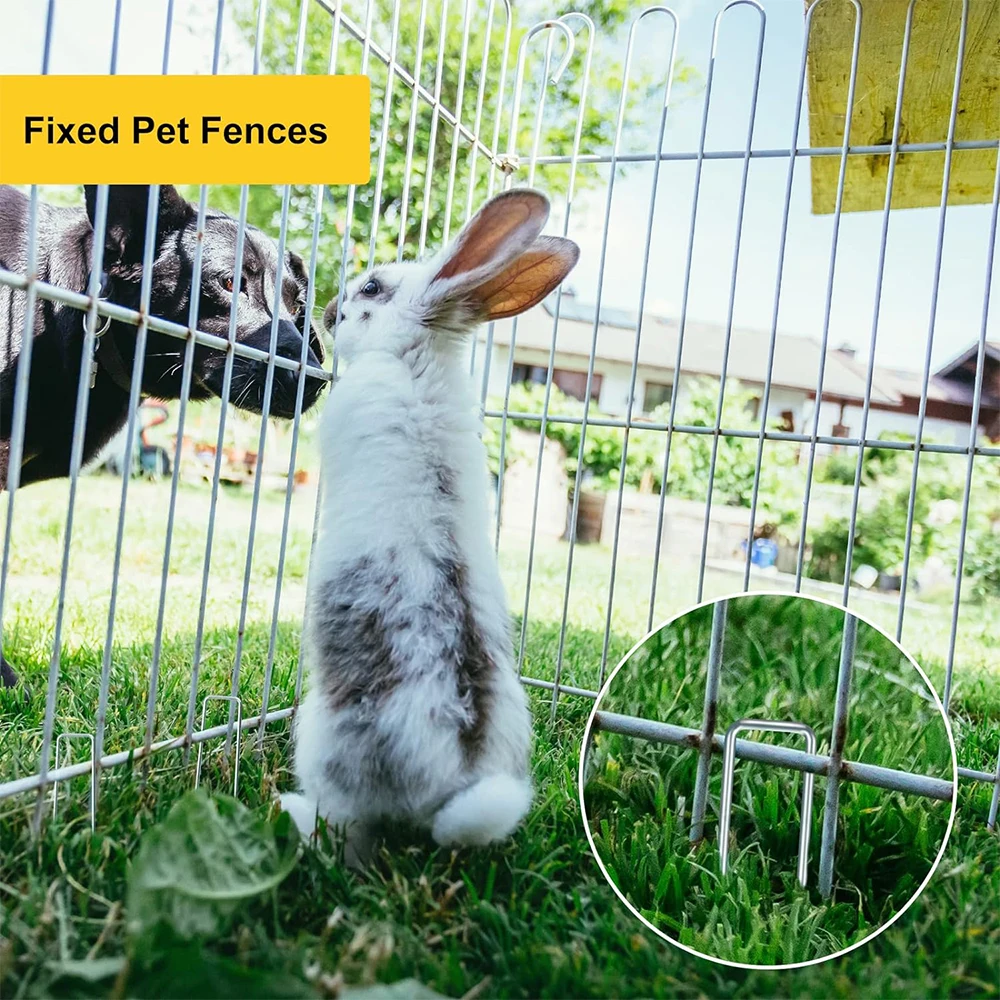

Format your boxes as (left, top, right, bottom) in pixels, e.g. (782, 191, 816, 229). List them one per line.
(579, 592, 957, 970)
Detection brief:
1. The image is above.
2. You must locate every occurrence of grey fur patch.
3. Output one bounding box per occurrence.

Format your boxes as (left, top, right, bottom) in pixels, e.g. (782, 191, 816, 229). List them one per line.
(435, 555, 494, 763)
(419, 294, 485, 337)
(314, 555, 403, 713)
(311, 545, 495, 798)
(325, 722, 410, 800)
(399, 337, 433, 379)
(434, 464, 456, 499)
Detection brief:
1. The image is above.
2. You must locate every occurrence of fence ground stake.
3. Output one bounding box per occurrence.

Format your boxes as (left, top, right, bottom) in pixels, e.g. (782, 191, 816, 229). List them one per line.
(719, 718, 816, 887)
(51, 732, 96, 832)
(195, 695, 243, 797)
(690, 599, 726, 841)
(818, 613, 857, 897)
(988, 746, 1000, 831)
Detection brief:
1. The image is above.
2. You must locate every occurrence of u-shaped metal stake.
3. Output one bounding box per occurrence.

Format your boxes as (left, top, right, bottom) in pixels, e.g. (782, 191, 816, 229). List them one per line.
(195, 695, 243, 797)
(51, 732, 96, 832)
(719, 718, 817, 887)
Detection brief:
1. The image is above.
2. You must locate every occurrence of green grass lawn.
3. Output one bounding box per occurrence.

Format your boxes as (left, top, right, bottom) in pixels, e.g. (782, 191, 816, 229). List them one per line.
(1, 473, 998, 997)
(582, 595, 956, 966)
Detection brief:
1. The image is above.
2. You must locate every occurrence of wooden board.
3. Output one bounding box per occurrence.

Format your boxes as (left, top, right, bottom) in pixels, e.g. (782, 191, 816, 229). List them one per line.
(805, 0, 999, 214)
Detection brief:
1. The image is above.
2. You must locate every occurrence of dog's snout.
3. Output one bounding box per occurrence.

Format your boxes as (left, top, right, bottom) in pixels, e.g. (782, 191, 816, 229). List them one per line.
(216, 319, 326, 418)
(274, 319, 326, 415)
(274, 318, 309, 360)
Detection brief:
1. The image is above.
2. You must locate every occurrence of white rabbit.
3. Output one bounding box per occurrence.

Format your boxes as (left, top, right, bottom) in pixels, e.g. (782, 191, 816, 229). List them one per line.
(280, 189, 579, 862)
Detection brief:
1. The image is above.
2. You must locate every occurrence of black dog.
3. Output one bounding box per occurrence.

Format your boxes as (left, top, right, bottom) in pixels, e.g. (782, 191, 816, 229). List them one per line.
(0, 183, 327, 687)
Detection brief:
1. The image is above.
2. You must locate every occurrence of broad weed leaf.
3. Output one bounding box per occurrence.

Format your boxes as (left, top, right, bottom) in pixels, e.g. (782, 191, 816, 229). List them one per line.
(127, 788, 300, 939)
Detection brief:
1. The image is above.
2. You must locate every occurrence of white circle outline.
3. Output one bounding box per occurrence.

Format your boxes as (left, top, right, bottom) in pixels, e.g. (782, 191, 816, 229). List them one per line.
(577, 589, 960, 972)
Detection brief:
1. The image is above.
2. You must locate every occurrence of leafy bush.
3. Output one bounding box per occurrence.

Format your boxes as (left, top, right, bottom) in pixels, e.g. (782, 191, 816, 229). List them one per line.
(491, 377, 999, 601)
(500, 381, 623, 486)
(490, 378, 802, 540)
(808, 444, 1000, 599)
(807, 485, 931, 582)
(816, 450, 859, 486)
(964, 522, 1000, 601)
(626, 378, 803, 540)
(816, 431, 937, 488)
(963, 457, 1000, 599)
(481, 416, 508, 480)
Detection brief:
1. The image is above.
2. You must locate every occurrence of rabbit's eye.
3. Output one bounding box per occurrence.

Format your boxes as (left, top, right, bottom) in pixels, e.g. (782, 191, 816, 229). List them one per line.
(360, 278, 381, 297)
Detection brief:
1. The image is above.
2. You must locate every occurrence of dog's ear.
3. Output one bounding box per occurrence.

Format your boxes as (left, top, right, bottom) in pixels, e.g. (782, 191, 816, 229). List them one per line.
(287, 249, 326, 364)
(84, 185, 192, 271)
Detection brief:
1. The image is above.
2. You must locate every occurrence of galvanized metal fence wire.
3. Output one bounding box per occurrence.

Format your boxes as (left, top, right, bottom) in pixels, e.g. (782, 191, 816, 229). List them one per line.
(0, 0, 997, 835)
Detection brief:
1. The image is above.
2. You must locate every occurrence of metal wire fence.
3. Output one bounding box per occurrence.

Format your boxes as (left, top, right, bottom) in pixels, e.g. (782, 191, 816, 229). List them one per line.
(0, 0, 997, 836)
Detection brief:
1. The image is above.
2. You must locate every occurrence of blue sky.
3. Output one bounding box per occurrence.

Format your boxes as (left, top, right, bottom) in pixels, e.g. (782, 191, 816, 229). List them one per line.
(563, 0, 999, 375)
(4, 0, 997, 374)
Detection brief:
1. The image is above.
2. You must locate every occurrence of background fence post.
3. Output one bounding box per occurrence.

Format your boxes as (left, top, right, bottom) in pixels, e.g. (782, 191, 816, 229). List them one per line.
(818, 612, 857, 897)
(689, 598, 726, 841)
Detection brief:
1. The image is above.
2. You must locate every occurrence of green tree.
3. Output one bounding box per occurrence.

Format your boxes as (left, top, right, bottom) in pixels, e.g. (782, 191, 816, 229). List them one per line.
(202, 0, 696, 310)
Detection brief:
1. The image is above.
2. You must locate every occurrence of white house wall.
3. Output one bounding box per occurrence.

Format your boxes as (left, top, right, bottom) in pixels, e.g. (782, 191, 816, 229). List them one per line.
(475, 342, 970, 454)
(474, 343, 814, 434)
(840, 403, 976, 446)
(814, 399, 973, 447)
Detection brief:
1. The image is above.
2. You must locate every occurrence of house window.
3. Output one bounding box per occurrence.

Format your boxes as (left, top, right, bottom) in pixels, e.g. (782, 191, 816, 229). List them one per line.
(643, 381, 672, 414)
(510, 363, 547, 387)
(510, 363, 602, 403)
(554, 369, 602, 403)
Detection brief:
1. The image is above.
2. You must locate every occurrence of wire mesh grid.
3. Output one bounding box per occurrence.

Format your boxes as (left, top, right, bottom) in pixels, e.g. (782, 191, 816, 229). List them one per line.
(0, 0, 997, 833)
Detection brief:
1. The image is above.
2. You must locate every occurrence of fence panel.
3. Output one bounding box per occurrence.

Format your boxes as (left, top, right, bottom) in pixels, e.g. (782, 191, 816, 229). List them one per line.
(0, 0, 996, 831)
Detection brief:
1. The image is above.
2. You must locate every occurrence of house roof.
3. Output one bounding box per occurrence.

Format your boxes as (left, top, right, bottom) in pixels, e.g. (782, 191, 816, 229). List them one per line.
(936, 340, 1000, 380)
(481, 295, 899, 404)
(837, 341, 1000, 410)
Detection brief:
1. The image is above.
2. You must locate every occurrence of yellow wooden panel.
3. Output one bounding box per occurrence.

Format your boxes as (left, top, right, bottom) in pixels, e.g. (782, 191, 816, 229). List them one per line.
(805, 0, 999, 213)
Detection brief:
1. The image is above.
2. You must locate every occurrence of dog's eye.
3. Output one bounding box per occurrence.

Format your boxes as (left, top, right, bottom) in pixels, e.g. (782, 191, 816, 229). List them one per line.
(360, 278, 381, 297)
(224, 276, 248, 295)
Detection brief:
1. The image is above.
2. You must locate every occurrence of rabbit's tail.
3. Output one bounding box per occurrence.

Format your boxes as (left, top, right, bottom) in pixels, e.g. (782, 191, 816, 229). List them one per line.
(431, 774, 533, 847)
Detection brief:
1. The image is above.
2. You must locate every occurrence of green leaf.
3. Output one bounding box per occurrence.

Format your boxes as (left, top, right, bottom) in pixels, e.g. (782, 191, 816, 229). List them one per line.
(127, 788, 300, 939)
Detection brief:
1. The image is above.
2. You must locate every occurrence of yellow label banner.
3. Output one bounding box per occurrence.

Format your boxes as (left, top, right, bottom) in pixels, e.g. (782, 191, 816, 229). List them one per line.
(0, 74, 370, 184)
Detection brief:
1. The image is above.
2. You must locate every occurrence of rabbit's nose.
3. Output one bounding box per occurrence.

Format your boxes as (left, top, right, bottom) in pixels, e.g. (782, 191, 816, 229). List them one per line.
(322, 298, 341, 332)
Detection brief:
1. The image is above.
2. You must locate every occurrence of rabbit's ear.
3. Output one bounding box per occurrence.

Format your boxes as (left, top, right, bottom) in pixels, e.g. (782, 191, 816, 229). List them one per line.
(471, 236, 580, 320)
(430, 190, 551, 296)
